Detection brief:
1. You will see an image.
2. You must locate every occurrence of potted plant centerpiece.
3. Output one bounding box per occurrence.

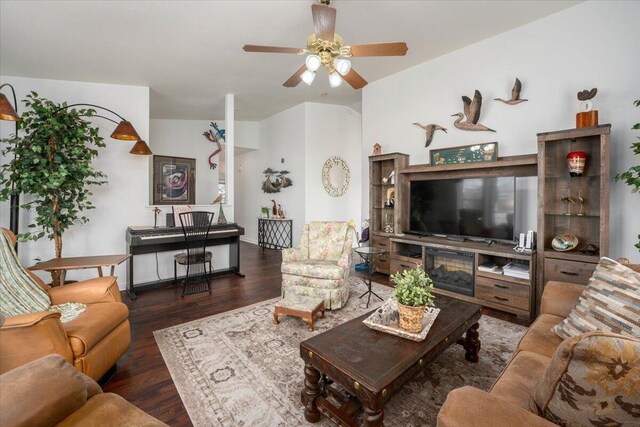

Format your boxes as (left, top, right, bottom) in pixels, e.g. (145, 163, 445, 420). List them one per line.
(391, 265, 435, 333)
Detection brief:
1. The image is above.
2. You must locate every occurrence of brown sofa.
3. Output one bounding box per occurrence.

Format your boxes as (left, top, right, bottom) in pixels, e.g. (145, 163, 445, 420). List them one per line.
(437, 271, 638, 426)
(0, 228, 131, 381)
(0, 354, 166, 427)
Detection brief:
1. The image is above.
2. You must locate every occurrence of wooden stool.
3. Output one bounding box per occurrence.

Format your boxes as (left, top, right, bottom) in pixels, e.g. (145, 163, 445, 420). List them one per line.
(273, 296, 325, 332)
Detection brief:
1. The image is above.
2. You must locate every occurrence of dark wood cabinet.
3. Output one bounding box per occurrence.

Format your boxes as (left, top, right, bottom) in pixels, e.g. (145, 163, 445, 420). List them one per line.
(536, 125, 610, 313)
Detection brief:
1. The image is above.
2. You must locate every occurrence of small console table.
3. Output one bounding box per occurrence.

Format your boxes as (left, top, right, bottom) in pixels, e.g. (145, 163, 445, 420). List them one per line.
(258, 218, 293, 250)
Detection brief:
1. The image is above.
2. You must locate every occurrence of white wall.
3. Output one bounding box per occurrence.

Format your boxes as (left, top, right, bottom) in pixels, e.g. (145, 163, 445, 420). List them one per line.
(235, 102, 363, 246)
(305, 103, 362, 230)
(150, 118, 258, 206)
(361, 1, 640, 261)
(0, 76, 151, 287)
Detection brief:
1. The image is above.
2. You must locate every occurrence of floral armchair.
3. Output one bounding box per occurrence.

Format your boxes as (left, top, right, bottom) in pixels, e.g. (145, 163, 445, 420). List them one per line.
(281, 221, 354, 310)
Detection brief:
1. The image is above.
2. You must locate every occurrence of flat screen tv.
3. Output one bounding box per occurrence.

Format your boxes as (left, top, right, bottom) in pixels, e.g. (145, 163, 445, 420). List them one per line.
(408, 177, 516, 242)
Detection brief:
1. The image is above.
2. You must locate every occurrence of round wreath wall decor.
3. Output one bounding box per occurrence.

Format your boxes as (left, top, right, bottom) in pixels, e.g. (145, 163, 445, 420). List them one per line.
(322, 156, 350, 197)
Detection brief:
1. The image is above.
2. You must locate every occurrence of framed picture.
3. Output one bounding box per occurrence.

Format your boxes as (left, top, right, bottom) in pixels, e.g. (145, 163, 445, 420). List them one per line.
(152, 155, 196, 205)
(430, 142, 498, 166)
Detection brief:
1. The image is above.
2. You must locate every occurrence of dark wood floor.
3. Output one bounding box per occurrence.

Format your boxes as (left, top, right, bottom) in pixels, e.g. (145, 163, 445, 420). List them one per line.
(105, 242, 526, 426)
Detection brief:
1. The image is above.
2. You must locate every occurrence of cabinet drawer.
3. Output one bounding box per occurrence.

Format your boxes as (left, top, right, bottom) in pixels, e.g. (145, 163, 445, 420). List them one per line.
(377, 255, 390, 273)
(544, 258, 595, 286)
(476, 283, 530, 311)
(390, 259, 421, 275)
(476, 276, 530, 298)
(371, 236, 390, 250)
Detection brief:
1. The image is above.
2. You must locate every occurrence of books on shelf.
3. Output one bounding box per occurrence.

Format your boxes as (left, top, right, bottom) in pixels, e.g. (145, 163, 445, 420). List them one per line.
(502, 262, 530, 280)
(478, 261, 503, 275)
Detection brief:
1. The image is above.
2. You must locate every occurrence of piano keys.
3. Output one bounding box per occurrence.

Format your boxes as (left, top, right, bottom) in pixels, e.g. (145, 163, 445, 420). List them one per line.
(125, 223, 245, 300)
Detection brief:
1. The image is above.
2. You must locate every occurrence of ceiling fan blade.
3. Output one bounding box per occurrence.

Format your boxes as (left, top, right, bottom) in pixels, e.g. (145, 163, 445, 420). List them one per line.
(243, 45, 303, 54)
(283, 64, 308, 88)
(343, 68, 367, 89)
(311, 4, 336, 42)
(348, 42, 408, 57)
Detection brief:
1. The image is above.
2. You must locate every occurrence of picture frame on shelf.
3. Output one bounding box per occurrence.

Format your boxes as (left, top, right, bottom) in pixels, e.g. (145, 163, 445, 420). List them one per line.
(430, 142, 498, 166)
(152, 155, 196, 205)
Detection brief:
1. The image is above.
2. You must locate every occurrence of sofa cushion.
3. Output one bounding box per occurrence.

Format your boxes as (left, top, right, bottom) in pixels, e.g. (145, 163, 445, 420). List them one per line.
(308, 222, 348, 261)
(490, 350, 551, 409)
(516, 314, 565, 359)
(64, 303, 129, 357)
(553, 257, 640, 340)
(0, 229, 51, 317)
(531, 332, 640, 426)
(281, 260, 345, 280)
(56, 393, 167, 426)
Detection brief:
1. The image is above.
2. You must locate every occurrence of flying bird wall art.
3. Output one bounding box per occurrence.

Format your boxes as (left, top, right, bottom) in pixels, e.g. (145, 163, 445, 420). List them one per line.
(452, 90, 496, 132)
(412, 123, 447, 147)
(494, 78, 528, 105)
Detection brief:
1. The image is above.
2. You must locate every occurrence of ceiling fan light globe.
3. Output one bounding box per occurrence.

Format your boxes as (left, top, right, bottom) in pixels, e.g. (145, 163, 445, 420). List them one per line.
(328, 71, 343, 88)
(305, 55, 322, 72)
(301, 69, 317, 86)
(334, 58, 351, 76)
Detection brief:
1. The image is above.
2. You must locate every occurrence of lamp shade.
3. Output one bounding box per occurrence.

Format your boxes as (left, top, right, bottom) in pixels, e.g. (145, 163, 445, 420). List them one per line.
(130, 140, 152, 155)
(328, 71, 343, 88)
(305, 54, 321, 72)
(0, 93, 20, 121)
(334, 58, 351, 76)
(301, 69, 316, 86)
(111, 120, 140, 140)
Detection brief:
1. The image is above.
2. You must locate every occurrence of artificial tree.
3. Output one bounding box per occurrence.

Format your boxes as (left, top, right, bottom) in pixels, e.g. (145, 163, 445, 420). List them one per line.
(614, 99, 640, 250)
(0, 92, 107, 258)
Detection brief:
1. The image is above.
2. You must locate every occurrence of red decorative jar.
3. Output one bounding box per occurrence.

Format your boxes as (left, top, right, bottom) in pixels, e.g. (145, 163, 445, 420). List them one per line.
(567, 151, 587, 177)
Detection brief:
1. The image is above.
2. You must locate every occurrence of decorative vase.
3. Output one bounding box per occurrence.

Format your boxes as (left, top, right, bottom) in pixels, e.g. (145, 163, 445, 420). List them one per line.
(217, 204, 227, 225)
(397, 302, 425, 333)
(567, 151, 587, 177)
(576, 98, 598, 128)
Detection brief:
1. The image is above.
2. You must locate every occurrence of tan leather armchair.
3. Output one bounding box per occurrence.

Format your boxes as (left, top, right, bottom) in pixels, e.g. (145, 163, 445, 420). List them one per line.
(0, 354, 166, 427)
(0, 228, 131, 381)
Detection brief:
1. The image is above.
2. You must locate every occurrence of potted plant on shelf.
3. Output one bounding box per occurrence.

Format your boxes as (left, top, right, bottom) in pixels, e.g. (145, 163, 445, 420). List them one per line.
(0, 92, 107, 259)
(391, 265, 435, 333)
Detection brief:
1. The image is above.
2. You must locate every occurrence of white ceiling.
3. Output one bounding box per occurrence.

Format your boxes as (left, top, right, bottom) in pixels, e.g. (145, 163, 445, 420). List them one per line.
(0, 0, 580, 121)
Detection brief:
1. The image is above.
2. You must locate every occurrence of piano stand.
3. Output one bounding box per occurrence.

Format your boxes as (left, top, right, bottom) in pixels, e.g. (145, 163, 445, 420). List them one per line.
(126, 224, 245, 300)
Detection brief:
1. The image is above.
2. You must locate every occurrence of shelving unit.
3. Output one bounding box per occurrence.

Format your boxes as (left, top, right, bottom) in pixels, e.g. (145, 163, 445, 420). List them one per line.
(536, 124, 610, 312)
(368, 153, 409, 274)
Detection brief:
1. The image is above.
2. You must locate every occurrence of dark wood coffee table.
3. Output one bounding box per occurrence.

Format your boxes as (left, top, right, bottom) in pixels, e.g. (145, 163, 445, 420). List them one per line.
(299, 295, 482, 426)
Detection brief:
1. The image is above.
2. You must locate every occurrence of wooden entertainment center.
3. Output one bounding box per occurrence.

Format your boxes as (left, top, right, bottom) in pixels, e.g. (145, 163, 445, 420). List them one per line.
(370, 153, 538, 320)
(369, 125, 611, 321)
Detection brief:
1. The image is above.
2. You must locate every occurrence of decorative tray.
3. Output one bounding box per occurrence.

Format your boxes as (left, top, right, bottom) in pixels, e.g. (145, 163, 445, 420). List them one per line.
(363, 299, 440, 342)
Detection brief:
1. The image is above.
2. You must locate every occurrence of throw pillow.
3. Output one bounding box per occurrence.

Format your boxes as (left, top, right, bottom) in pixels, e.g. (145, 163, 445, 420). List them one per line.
(530, 332, 640, 426)
(553, 257, 640, 340)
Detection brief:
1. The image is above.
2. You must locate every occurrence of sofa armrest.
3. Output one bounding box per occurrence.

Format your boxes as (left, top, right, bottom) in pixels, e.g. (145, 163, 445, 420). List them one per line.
(48, 276, 121, 305)
(0, 311, 74, 374)
(282, 247, 307, 262)
(437, 386, 556, 427)
(540, 281, 584, 318)
(0, 354, 97, 427)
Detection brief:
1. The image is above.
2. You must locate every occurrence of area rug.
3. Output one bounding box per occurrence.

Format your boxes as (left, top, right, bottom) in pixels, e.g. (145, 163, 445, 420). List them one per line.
(154, 280, 526, 426)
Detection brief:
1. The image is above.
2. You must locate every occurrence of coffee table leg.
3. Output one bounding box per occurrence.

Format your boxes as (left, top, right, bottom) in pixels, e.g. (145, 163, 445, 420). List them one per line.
(363, 405, 384, 427)
(461, 322, 481, 363)
(302, 363, 322, 423)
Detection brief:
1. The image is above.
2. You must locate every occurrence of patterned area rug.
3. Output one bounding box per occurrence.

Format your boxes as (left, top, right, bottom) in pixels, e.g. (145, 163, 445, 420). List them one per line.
(154, 280, 526, 426)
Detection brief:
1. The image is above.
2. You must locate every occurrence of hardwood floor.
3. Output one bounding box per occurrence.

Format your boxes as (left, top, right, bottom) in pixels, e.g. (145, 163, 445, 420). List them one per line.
(105, 242, 527, 426)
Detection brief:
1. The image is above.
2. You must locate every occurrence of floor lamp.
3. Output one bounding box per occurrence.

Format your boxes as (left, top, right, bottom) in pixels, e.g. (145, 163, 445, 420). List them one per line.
(0, 91, 152, 250)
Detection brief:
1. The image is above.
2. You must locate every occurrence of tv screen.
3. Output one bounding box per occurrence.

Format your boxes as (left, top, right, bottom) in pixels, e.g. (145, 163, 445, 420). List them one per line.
(409, 177, 515, 241)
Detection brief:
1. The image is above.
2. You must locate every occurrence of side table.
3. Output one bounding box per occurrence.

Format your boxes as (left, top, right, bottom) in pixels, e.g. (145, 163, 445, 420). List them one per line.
(258, 217, 293, 250)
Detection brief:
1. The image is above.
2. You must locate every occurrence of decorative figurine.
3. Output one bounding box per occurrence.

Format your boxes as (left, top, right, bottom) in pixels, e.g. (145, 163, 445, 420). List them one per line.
(203, 122, 225, 170)
(567, 151, 587, 176)
(576, 88, 598, 128)
(494, 78, 528, 105)
(212, 194, 227, 225)
(277, 204, 285, 219)
(577, 191, 585, 216)
(372, 143, 382, 156)
(561, 196, 575, 216)
(152, 207, 162, 228)
(452, 90, 495, 132)
(412, 123, 447, 147)
(271, 199, 278, 216)
(384, 213, 394, 233)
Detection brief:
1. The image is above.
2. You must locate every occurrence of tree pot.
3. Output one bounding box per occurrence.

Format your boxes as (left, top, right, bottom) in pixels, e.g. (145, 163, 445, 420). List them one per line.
(397, 302, 425, 333)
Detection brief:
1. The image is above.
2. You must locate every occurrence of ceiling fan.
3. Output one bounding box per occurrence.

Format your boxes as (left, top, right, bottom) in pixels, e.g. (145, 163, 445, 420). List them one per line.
(242, 0, 408, 89)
